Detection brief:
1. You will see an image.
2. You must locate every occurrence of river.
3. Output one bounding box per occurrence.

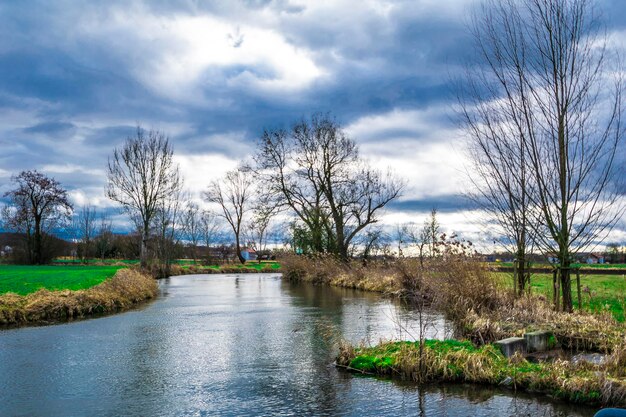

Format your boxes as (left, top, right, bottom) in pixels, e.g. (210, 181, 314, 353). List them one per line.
(0, 273, 597, 416)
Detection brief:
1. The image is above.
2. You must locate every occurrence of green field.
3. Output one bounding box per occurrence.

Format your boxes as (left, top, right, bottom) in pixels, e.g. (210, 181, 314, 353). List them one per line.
(0, 265, 125, 295)
(497, 272, 626, 321)
(491, 262, 626, 269)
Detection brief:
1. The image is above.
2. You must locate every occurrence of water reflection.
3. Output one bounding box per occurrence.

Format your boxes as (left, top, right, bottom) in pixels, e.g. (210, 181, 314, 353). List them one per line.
(0, 274, 596, 416)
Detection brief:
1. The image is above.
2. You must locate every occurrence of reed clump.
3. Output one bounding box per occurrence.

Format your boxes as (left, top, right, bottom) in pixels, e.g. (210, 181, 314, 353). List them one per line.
(281, 254, 402, 294)
(281, 248, 625, 352)
(0, 269, 158, 326)
(337, 339, 626, 406)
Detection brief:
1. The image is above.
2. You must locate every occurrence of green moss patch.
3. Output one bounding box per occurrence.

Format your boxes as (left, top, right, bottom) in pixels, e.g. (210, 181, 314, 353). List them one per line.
(339, 339, 626, 406)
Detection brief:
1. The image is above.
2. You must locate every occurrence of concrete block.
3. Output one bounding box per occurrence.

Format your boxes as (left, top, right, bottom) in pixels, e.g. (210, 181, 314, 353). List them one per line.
(524, 330, 555, 352)
(494, 337, 527, 358)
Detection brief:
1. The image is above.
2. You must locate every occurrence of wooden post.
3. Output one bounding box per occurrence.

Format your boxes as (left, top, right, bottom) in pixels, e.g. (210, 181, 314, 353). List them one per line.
(576, 268, 582, 310)
(552, 268, 557, 307)
(513, 259, 518, 295)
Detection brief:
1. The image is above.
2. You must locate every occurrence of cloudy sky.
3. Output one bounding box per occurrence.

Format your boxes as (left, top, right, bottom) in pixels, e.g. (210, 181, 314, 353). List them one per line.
(1, 0, 625, 248)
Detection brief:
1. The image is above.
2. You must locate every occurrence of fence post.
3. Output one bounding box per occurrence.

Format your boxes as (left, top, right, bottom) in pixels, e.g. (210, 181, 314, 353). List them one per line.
(513, 259, 518, 295)
(576, 268, 582, 310)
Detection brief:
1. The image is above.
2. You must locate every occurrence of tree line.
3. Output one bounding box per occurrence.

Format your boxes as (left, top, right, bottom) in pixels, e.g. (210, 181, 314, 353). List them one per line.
(2, 0, 623, 315)
(1, 114, 403, 272)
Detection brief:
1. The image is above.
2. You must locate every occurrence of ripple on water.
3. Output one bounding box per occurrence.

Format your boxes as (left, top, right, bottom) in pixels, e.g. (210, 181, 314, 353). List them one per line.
(0, 274, 597, 416)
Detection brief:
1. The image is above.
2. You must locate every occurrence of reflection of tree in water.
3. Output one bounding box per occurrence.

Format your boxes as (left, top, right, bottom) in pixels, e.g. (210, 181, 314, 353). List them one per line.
(278, 279, 350, 413)
(392, 381, 594, 416)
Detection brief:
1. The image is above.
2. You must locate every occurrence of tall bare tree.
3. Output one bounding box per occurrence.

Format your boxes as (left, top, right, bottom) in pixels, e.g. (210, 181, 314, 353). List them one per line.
(74, 205, 98, 262)
(3, 170, 73, 264)
(106, 127, 182, 268)
(206, 168, 253, 264)
(200, 209, 220, 250)
(182, 201, 203, 262)
(463, 0, 624, 310)
(458, 0, 548, 295)
(95, 212, 113, 261)
(256, 113, 403, 261)
(153, 188, 184, 277)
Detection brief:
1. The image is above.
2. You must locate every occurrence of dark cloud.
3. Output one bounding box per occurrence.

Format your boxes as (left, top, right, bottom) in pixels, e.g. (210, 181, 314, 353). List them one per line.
(0, 0, 623, 237)
(389, 194, 472, 214)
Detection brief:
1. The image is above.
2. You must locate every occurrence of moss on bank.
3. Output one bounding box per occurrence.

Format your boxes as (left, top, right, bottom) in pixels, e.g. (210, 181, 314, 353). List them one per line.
(338, 339, 626, 406)
(0, 269, 158, 326)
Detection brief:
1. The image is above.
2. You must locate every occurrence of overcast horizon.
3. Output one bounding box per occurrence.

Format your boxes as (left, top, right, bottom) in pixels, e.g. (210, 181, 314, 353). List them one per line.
(1, 0, 626, 251)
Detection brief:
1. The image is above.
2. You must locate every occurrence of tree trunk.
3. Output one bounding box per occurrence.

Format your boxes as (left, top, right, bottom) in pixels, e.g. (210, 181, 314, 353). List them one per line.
(34, 215, 42, 265)
(516, 250, 526, 296)
(140, 224, 149, 268)
(559, 258, 573, 312)
(235, 236, 245, 264)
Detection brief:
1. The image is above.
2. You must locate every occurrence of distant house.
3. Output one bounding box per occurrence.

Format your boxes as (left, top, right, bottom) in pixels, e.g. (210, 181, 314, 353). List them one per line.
(0, 245, 12, 257)
(586, 253, 605, 264)
(546, 254, 559, 264)
(240, 248, 258, 261)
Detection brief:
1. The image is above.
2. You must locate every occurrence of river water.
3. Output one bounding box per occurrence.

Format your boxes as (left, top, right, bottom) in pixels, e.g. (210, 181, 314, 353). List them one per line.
(0, 274, 597, 416)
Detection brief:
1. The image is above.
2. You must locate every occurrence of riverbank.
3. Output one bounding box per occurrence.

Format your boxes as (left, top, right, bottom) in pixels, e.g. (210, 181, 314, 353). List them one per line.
(281, 254, 626, 405)
(0, 269, 158, 326)
(282, 255, 624, 350)
(337, 339, 626, 406)
(170, 261, 281, 275)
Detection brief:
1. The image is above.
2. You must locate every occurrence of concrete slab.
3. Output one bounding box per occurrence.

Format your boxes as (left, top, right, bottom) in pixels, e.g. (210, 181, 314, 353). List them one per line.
(494, 337, 527, 358)
(524, 330, 555, 352)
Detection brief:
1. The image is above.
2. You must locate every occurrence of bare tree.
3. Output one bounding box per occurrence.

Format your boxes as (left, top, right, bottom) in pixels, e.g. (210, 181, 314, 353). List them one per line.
(74, 205, 98, 262)
(200, 210, 220, 250)
(205, 168, 253, 264)
(458, 0, 543, 296)
(245, 191, 281, 254)
(182, 201, 203, 262)
(463, 0, 624, 311)
(106, 127, 182, 268)
(256, 113, 403, 261)
(410, 208, 441, 266)
(153, 188, 184, 277)
(95, 212, 113, 261)
(3, 170, 73, 264)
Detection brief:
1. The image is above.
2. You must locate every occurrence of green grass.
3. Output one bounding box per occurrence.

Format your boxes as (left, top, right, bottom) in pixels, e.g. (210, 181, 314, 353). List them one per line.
(491, 262, 626, 269)
(497, 272, 626, 322)
(0, 265, 125, 295)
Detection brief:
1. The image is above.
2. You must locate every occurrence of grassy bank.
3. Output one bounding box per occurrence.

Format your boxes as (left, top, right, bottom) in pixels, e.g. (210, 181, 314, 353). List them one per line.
(496, 272, 626, 322)
(0, 265, 125, 295)
(176, 261, 281, 274)
(338, 339, 626, 406)
(0, 269, 158, 326)
(282, 254, 625, 352)
(281, 255, 401, 293)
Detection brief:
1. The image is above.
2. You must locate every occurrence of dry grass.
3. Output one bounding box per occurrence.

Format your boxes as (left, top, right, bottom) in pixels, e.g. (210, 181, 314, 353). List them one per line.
(338, 339, 626, 406)
(282, 253, 626, 352)
(281, 254, 402, 294)
(0, 269, 158, 326)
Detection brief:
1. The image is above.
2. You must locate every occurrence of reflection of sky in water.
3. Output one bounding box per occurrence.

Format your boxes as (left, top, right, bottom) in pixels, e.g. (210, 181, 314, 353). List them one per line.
(0, 274, 596, 417)
(339, 299, 453, 345)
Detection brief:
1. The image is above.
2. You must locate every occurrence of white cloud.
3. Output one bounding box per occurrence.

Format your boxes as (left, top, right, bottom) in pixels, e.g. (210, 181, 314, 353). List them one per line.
(174, 153, 240, 197)
(75, 8, 325, 104)
(346, 107, 469, 201)
(41, 164, 105, 177)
